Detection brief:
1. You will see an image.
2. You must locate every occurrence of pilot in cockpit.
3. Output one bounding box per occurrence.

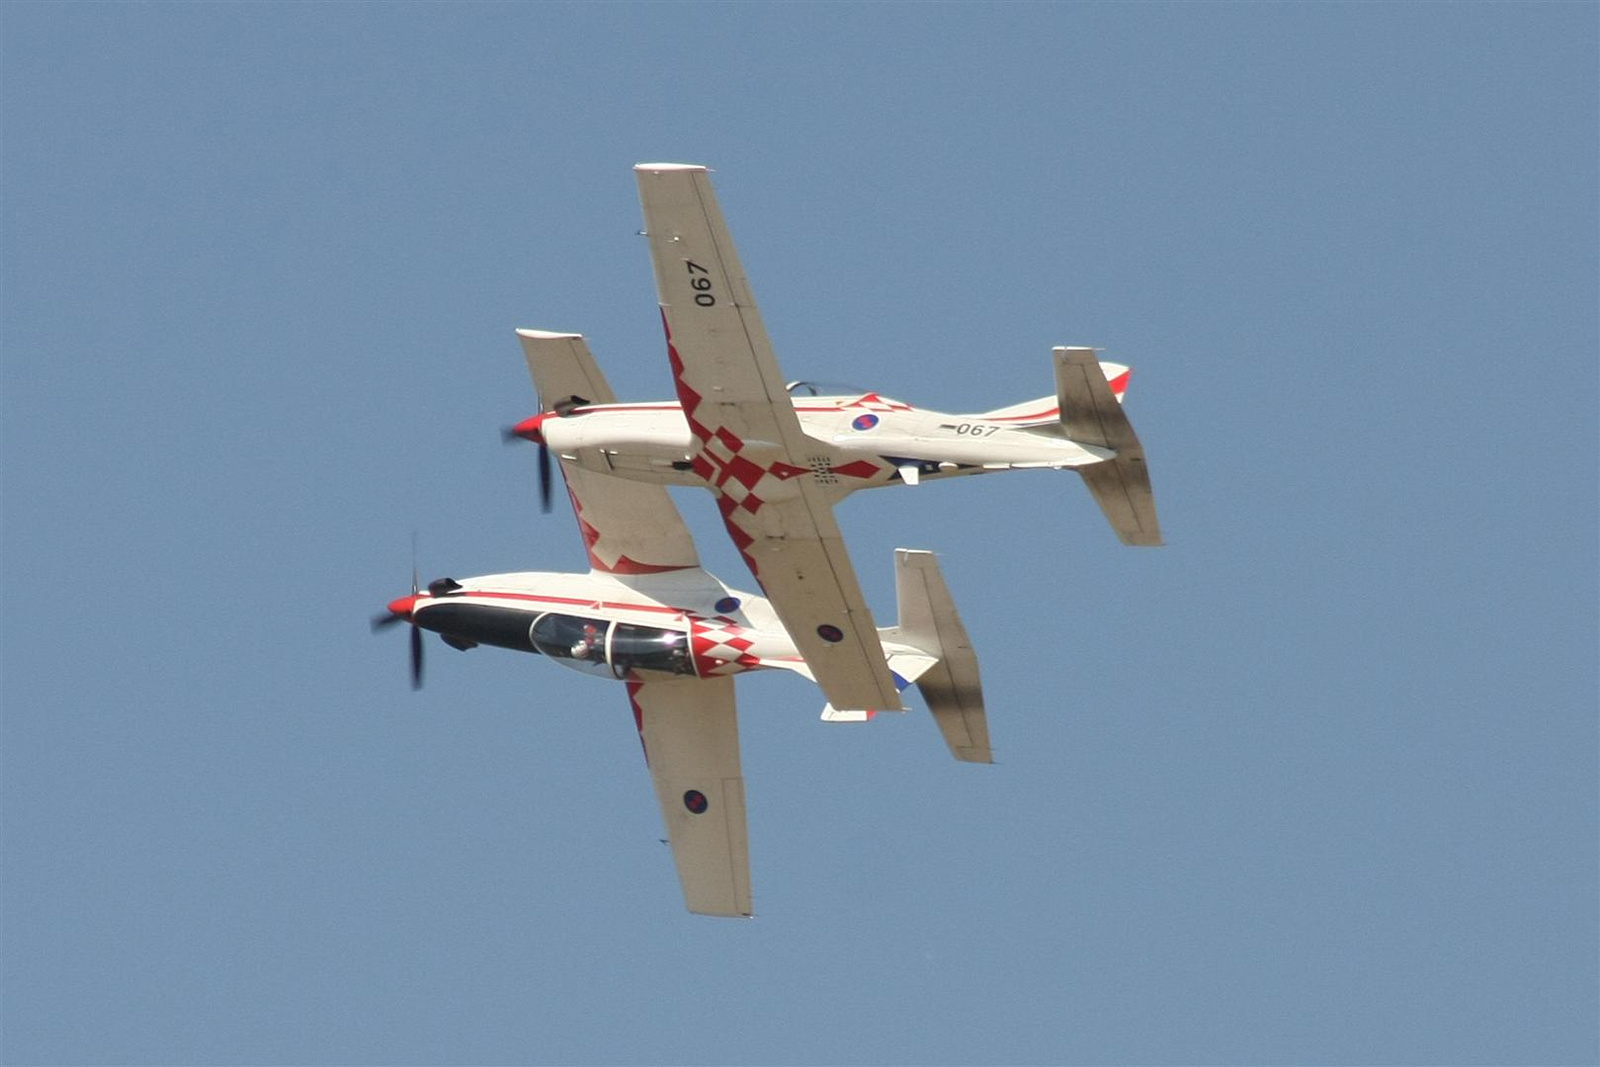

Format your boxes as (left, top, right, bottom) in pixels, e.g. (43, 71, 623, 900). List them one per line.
(570, 622, 604, 661)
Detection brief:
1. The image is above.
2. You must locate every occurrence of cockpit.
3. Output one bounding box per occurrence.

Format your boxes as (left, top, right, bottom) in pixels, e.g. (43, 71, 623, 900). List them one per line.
(528, 613, 695, 680)
(785, 379, 868, 397)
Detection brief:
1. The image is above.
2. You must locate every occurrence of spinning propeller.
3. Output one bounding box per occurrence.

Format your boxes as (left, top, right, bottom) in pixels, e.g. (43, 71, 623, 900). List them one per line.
(371, 563, 424, 689)
(503, 395, 587, 514)
(503, 417, 552, 512)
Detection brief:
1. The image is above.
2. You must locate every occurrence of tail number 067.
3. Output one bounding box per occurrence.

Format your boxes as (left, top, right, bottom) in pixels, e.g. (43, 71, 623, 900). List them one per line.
(686, 261, 716, 307)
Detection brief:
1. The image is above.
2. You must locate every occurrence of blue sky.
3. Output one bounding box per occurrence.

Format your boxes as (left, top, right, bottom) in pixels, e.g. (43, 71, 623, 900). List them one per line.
(3, 4, 1595, 1064)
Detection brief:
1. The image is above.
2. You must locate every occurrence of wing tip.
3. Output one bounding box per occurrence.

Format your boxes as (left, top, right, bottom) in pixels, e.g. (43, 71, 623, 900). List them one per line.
(634, 162, 708, 173)
(688, 908, 755, 921)
(516, 328, 584, 340)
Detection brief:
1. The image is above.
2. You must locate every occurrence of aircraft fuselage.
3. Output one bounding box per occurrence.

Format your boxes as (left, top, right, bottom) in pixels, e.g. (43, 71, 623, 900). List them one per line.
(519, 392, 1111, 492)
(386, 567, 926, 690)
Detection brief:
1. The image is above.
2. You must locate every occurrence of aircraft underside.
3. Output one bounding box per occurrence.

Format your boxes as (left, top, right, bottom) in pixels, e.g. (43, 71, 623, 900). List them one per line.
(376, 162, 1158, 918)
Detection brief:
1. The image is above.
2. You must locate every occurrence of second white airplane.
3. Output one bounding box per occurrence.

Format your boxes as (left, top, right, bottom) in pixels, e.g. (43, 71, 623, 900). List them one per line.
(510, 163, 1162, 549)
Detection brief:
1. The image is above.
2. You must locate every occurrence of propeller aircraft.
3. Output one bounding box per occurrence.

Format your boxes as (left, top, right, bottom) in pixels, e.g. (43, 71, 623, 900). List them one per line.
(510, 163, 1162, 550)
(374, 163, 1156, 917)
(374, 512, 987, 918)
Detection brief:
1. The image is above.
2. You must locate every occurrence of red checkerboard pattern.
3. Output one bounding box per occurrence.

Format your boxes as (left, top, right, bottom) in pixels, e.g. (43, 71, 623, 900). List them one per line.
(687, 616, 763, 678)
(660, 311, 884, 577)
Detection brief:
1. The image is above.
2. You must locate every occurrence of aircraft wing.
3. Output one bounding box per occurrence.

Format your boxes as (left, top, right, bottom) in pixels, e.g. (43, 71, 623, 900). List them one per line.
(516, 329, 617, 407)
(632, 164, 798, 441)
(516, 329, 699, 574)
(627, 675, 752, 918)
(721, 494, 903, 711)
(634, 163, 901, 711)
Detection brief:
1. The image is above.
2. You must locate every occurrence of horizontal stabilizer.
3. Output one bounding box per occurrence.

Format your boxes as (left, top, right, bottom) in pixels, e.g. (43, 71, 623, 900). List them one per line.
(883, 550, 991, 764)
(1054, 347, 1162, 547)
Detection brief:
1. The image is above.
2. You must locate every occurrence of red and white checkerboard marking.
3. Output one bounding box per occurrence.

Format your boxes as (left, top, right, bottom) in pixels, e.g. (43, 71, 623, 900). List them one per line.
(687, 616, 763, 677)
(660, 312, 884, 577)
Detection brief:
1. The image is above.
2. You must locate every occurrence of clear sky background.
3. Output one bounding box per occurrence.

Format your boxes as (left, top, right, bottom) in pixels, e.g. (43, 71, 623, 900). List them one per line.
(3, 4, 1595, 1065)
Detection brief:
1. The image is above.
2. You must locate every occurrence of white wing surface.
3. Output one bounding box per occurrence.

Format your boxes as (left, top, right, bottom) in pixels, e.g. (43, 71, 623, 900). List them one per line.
(517, 329, 699, 574)
(516, 329, 617, 407)
(633, 163, 901, 711)
(627, 675, 752, 918)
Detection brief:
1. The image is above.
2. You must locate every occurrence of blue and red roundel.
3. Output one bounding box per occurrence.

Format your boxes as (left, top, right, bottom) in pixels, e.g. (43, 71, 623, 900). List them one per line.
(851, 413, 879, 431)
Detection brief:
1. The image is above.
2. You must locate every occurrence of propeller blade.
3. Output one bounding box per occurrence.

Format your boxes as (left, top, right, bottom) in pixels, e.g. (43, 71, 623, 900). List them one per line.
(372, 539, 426, 690)
(410, 622, 424, 690)
(538, 442, 553, 513)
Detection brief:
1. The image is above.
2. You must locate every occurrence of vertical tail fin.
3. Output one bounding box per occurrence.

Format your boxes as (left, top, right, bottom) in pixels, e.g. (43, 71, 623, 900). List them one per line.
(880, 550, 991, 763)
(978, 361, 1130, 425)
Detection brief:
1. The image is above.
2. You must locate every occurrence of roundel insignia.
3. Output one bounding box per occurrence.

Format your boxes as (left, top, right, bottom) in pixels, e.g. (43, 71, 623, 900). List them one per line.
(851, 413, 879, 431)
(683, 789, 709, 815)
(816, 624, 844, 643)
(714, 596, 740, 614)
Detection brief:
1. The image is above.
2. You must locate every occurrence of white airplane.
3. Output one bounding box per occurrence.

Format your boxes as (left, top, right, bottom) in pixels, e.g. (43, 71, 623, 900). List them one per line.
(373, 503, 988, 918)
(508, 163, 1162, 550)
(371, 163, 1141, 916)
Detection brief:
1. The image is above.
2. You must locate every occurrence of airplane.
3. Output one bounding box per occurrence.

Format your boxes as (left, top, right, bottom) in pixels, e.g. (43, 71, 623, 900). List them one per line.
(369, 163, 1129, 914)
(372, 498, 988, 918)
(508, 163, 1162, 552)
